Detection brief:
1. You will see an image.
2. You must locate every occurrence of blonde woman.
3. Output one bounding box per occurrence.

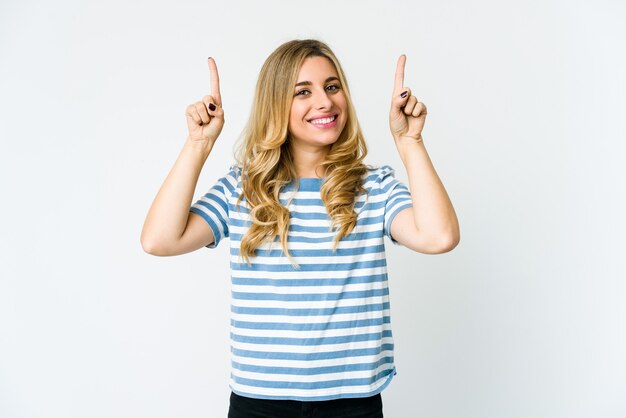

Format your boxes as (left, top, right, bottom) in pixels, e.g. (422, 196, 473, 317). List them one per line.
(141, 39, 459, 418)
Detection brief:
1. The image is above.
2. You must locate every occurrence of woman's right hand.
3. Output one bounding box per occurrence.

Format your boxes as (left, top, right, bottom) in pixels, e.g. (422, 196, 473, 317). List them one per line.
(185, 57, 224, 146)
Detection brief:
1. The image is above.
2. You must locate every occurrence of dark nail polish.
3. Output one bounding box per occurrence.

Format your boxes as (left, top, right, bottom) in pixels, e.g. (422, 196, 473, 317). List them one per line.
(209, 103, 216, 111)
(401, 91, 408, 98)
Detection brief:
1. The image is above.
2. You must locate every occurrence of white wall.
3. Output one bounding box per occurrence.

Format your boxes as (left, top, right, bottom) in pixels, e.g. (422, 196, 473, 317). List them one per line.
(1, 0, 625, 417)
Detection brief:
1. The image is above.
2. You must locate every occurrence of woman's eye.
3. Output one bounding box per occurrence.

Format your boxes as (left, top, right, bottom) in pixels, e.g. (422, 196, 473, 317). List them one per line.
(295, 85, 340, 97)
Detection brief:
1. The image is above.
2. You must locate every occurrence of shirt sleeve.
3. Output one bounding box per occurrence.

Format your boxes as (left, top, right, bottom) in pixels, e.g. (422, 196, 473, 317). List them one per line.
(189, 165, 239, 248)
(379, 165, 413, 245)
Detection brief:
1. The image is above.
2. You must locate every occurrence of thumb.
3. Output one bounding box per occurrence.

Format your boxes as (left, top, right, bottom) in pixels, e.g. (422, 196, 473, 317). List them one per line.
(391, 87, 411, 114)
(202, 95, 225, 121)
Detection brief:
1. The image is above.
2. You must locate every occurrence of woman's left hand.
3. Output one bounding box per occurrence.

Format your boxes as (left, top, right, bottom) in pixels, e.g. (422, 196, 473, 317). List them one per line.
(389, 55, 427, 146)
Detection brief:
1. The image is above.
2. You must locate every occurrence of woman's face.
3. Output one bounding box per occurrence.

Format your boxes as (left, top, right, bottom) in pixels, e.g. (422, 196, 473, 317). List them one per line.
(288, 56, 348, 152)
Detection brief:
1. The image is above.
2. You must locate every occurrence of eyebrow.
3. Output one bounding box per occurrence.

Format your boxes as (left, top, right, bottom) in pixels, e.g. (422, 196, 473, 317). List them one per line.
(294, 76, 340, 88)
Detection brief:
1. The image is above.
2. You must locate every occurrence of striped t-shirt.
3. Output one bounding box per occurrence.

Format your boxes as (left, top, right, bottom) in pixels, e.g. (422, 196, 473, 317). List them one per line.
(189, 164, 413, 401)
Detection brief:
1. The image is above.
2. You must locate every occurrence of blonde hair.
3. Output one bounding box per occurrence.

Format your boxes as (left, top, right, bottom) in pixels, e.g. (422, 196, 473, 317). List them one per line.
(234, 39, 369, 266)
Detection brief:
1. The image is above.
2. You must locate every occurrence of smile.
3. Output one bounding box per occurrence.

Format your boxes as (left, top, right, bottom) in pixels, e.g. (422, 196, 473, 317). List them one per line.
(308, 114, 338, 126)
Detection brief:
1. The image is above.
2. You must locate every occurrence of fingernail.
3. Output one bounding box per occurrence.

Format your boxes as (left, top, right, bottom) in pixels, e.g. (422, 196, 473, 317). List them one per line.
(401, 91, 408, 98)
(209, 103, 216, 111)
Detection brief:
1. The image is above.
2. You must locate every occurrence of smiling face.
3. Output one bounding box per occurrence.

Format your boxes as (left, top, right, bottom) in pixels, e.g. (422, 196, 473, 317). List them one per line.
(288, 56, 348, 153)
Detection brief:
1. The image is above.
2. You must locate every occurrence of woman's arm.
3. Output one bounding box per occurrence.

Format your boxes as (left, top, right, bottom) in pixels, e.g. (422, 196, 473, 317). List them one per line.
(387, 55, 460, 253)
(140, 57, 225, 256)
(390, 140, 459, 254)
(141, 140, 216, 256)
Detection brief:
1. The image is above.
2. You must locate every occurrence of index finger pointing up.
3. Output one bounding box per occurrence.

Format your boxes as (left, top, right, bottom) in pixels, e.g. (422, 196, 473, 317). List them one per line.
(394, 54, 406, 95)
(208, 57, 222, 105)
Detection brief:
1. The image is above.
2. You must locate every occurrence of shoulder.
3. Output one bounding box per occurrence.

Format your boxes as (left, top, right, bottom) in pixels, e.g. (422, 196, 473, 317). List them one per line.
(226, 163, 243, 179)
(211, 164, 243, 197)
(362, 164, 400, 190)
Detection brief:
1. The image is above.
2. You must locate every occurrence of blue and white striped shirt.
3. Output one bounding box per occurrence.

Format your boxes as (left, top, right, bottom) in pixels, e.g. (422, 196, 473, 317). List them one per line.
(190, 164, 413, 401)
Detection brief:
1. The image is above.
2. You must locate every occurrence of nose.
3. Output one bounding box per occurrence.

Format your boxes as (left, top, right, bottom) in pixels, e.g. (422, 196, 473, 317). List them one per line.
(314, 89, 333, 110)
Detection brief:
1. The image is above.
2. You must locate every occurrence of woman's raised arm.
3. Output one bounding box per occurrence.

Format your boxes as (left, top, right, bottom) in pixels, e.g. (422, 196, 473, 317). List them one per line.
(388, 55, 460, 253)
(140, 57, 225, 256)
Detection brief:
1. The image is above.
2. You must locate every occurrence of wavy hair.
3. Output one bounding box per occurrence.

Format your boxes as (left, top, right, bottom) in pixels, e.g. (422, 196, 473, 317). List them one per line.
(233, 39, 369, 267)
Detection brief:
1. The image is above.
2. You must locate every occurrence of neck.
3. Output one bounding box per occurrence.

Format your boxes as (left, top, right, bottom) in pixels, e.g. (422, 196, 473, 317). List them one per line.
(289, 142, 330, 178)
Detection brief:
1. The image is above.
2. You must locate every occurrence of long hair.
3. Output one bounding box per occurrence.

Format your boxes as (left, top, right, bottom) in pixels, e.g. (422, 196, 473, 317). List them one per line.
(233, 39, 369, 266)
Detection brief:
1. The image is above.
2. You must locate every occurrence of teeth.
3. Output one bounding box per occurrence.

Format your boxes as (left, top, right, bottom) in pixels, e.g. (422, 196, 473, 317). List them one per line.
(310, 115, 335, 125)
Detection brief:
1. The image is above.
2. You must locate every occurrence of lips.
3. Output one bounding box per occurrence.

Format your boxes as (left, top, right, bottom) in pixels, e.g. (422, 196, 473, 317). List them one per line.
(308, 114, 338, 125)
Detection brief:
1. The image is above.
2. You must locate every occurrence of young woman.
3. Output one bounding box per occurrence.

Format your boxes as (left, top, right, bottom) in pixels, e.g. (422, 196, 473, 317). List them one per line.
(141, 39, 459, 418)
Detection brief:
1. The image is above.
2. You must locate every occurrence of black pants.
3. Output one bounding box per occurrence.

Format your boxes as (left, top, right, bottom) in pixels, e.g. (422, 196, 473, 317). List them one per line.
(228, 391, 383, 418)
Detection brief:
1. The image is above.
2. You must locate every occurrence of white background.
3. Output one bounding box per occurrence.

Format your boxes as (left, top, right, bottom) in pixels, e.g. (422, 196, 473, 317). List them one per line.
(1, 0, 625, 417)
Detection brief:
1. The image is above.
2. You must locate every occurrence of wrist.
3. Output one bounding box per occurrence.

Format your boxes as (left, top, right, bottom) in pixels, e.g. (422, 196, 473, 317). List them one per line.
(184, 136, 214, 158)
(394, 136, 425, 159)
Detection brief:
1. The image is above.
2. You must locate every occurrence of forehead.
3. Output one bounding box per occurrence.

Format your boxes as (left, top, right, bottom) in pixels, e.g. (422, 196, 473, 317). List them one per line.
(296, 56, 339, 80)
